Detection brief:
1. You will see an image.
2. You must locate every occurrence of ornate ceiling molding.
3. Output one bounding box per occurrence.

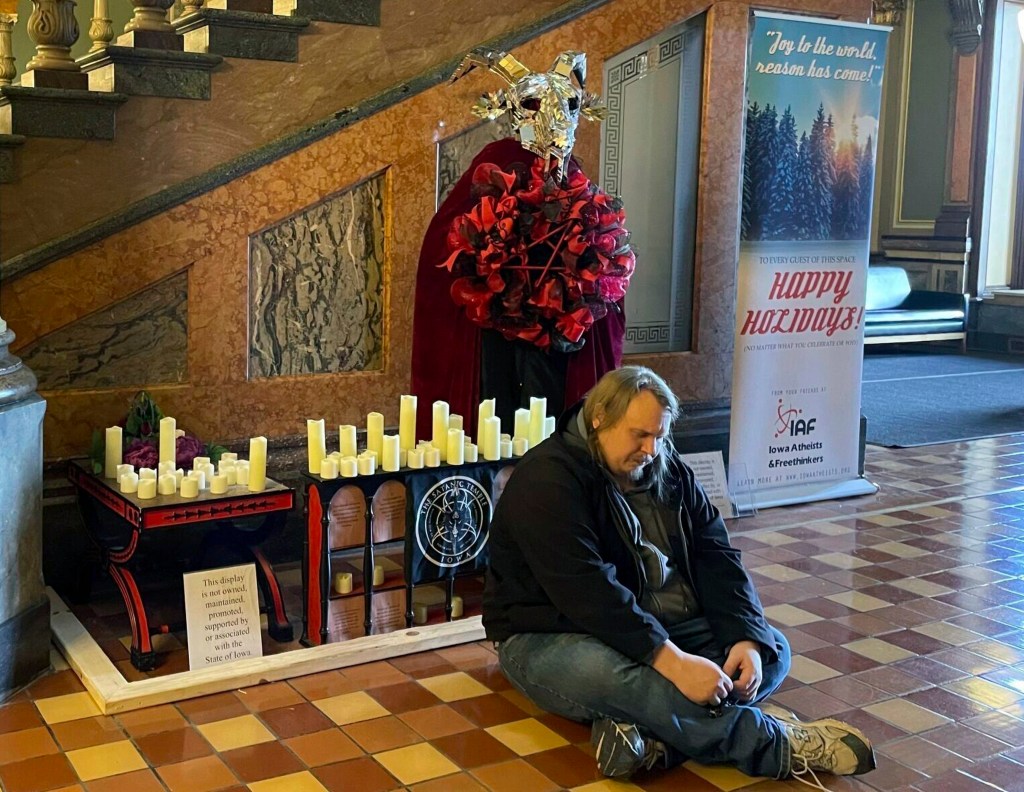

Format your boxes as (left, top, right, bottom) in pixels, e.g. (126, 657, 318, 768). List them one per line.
(948, 0, 983, 55)
(872, 0, 907, 26)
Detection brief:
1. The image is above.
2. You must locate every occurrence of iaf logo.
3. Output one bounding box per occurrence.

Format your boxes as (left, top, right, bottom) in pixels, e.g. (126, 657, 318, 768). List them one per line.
(415, 476, 492, 568)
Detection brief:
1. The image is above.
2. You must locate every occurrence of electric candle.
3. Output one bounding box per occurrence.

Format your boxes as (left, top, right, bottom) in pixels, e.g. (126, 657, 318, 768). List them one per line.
(477, 398, 496, 446)
(481, 416, 500, 461)
(357, 454, 376, 476)
(513, 408, 530, 442)
(104, 426, 122, 479)
(201, 462, 215, 484)
(307, 419, 326, 475)
(221, 452, 238, 463)
(451, 595, 464, 619)
(235, 461, 250, 486)
(543, 415, 556, 440)
(320, 458, 339, 479)
(192, 456, 210, 470)
(464, 443, 478, 463)
(139, 468, 156, 480)
(447, 428, 465, 465)
(372, 565, 385, 586)
(116, 463, 133, 481)
(339, 457, 358, 477)
(210, 474, 228, 494)
(339, 424, 357, 457)
(399, 395, 417, 451)
(367, 412, 384, 458)
(382, 434, 400, 472)
(500, 433, 512, 442)
(119, 472, 139, 493)
(406, 448, 424, 469)
(512, 437, 528, 457)
(249, 437, 268, 492)
(413, 601, 428, 625)
(180, 477, 199, 498)
(159, 417, 176, 466)
(448, 414, 463, 431)
(334, 572, 353, 594)
(222, 466, 237, 486)
(499, 439, 513, 459)
(529, 397, 547, 448)
(399, 449, 407, 468)
(432, 401, 449, 462)
(424, 447, 441, 467)
(158, 461, 175, 476)
(158, 474, 176, 495)
(137, 478, 157, 499)
(174, 469, 184, 488)
(188, 470, 206, 490)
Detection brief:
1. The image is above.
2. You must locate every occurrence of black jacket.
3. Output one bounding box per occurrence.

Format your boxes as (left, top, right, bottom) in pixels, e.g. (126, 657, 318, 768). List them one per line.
(483, 404, 778, 665)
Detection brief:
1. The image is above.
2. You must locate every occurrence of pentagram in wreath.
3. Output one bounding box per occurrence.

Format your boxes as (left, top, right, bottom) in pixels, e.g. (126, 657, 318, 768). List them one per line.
(414, 476, 492, 568)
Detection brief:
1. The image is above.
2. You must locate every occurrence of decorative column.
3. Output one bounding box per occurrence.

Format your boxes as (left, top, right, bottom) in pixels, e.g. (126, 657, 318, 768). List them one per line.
(0, 316, 50, 700)
(88, 0, 113, 52)
(0, 7, 16, 86)
(20, 0, 87, 89)
(118, 0, 182, 49)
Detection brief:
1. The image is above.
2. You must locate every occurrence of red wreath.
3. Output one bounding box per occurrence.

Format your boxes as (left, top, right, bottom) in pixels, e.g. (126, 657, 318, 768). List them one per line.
(439, 156, 635, 352)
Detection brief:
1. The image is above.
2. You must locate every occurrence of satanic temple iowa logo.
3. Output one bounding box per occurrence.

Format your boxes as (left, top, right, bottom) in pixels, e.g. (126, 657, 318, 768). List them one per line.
(414, 476, 492, 568)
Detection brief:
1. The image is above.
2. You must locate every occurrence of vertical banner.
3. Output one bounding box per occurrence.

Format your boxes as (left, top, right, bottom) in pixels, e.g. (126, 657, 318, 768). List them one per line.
(729, 12, 889, 509)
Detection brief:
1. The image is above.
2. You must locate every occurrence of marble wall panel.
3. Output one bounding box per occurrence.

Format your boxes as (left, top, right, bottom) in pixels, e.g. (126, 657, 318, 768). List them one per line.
(249, 174, 386, 378)
(19, 273, 188, 391)
(436, 120, 510, 208)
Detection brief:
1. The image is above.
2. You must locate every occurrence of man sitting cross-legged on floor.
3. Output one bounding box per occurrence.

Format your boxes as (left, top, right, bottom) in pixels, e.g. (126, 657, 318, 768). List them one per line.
(483, 365, 875, 788)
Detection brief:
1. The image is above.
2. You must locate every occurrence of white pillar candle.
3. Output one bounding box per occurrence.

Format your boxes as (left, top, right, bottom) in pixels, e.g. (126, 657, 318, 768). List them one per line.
(448, 414, 463, 431)
(188, 470, 206, 490)
(451, 595, 464, 619)
(412, 601, 428, 625)
(339, 424, 357, 457)
(477, 399, 496, 447)
(328, 451, 341, 460)
(406, 448, 424, 469)
(235, 461, 250, 486)
(529, 397, 547, 448)
(180, 476, 199, 498)
(372, 564, 385, 586)
(218, 459, 235, 474)
(320, 458, 339, 479)
(201, 462, 215, 484)
(119, 472, 139, 493)
(399, 449, 408, 468)
(447, 428, 465, 465)
(139, 467, 156, 480)
(104, 426, 122, 479)
(223, 467, 237, 486)
(382, 434, 401, 472)
(333, 572, 353, 595)
(357, 454, 376, 476)
(366, 412, 385, 458)
(339, 457, 358, 477)
(424, 447, 441, 467)
(464, 443, 478, 463)
(513, 408, 531, 442)
(116, 463, 134, 481)
(221, 452, 238, 463)
(481, 416, 501, 461)
(512, 437, 529, 457)
(307, 419, 326, 475)
(248, 437, 267, 492)
(137, 478, 157, 499)
(399, 395, 417, 451)
(159, 416, 176, 466)
(432, 400, 449, 462)
(174, 469, 184, 488)
(158, 460, 175, 476)
(543, 415, 556, 440)
(500, 433, 512, 442)
(158, 473, 177, 495)
(192, 456, 210, 470)
(210, 473, 228, 494)
(499, 438, 513, 459)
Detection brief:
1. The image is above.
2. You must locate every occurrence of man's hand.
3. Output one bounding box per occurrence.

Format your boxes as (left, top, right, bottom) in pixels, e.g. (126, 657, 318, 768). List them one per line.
(722, 641, 763, 702)
(652, 641, 733, 706)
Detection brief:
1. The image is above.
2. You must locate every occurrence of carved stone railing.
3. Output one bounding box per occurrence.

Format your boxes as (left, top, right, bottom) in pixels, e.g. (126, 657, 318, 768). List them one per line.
(89, 0, 114, 52)
(20, 0, 87, 88)
(0, 11, 16, 86)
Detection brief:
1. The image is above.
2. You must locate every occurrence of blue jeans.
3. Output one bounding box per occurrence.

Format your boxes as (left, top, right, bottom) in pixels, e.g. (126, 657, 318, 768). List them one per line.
(498, 618, 793, 779)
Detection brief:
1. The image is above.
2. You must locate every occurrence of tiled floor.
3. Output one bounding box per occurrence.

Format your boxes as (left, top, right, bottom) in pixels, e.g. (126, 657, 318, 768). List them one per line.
(4, 435, 1024, 791)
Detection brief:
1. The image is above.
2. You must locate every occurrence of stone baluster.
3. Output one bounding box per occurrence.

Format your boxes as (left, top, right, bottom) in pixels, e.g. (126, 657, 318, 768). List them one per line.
(21, 0, 87, 88)
(120, 0, 182, 49)
(88, 0, 114, 52)
(0, 11, 16, 86)
(180, 0, 202, 19)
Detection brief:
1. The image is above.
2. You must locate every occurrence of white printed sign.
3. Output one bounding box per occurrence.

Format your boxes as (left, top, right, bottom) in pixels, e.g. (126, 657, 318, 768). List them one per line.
(680, 451, 737, 519)
(184, 563, 263, 669)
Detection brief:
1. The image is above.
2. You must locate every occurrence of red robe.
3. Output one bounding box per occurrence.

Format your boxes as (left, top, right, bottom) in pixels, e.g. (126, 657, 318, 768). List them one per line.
(411, 138, 624, 439)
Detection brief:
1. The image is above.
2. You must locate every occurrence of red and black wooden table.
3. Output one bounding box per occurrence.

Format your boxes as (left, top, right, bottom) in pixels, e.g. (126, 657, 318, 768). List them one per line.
(68, 460, 295, 671)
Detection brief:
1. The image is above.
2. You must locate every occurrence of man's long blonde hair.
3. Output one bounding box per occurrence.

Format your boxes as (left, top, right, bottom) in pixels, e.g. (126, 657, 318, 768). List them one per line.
(582, 366, 680, 493)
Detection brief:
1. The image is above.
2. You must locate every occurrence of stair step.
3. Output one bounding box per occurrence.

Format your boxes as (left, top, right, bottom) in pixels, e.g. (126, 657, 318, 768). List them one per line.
(77, 46, 223, 99)
(174, 9, 310, 63)
(0, 133, 25, 183)
(0, 86, 127, 139)
(206, 0, 275, 13)
(272, 0, 378, 25)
